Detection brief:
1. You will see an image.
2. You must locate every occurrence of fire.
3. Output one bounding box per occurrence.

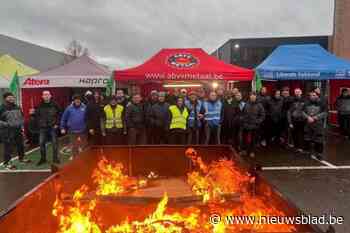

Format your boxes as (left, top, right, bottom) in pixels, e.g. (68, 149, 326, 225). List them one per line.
(52, 149, 297, 233)
(106, 193, 200, 233)
(185, 148, 251, 203)
(92, 157, 147, 196)
(52, 185, 102, 233)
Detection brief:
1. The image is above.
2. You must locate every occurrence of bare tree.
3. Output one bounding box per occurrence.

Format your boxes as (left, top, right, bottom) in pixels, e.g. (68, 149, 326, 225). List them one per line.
(64, 40, 90, 63)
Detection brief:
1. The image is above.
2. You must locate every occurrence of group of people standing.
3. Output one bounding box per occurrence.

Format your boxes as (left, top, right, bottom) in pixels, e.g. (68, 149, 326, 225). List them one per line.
(0, 84, 331, 169)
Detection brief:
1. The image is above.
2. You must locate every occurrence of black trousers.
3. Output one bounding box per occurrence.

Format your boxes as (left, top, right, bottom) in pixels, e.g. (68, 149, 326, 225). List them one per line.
(169, 130, 187, 145)
(338, 114, 350, 136)
(260, 118, 270, 142)
(291, 121, 305, 149)
(128, 128, 146, 145)
(3, 129, 25, 164)
(270, 119, 284, 142)
(187, 127, 200, 144)
(304, 140, 324, 154)
(221, 126, 241, 149)
(105, 129, 125, 145)
(88, 131, 102, 145)
(152, 127, 168, 144)
(205, 125, 221, 145)
(242, 129, 258, 154)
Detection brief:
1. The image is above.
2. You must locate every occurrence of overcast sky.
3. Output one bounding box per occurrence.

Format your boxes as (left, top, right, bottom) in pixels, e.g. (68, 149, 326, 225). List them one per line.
(1, 0, 334, 69)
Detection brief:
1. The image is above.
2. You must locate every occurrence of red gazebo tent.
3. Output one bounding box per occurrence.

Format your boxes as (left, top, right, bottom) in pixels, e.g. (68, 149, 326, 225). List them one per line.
(115, 48, 253, 92)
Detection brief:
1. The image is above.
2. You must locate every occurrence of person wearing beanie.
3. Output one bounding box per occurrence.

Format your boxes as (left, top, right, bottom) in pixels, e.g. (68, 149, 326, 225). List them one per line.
(60, 94, 87, 158)
(101, 95, 126, 145)
(86, 91, 104, 145)
(149, 91, 170, 144)
(302, 91, 327, 160)
(126, 93, 147, 145)
(336, 88, 350, 138)
(0, 92, 30, 169)
(145, 90, 159, 144)
(35, 90, 61, 166)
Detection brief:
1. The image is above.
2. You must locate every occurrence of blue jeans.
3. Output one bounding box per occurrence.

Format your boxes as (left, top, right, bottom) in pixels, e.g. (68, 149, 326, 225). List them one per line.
(39, 128, 58, 160)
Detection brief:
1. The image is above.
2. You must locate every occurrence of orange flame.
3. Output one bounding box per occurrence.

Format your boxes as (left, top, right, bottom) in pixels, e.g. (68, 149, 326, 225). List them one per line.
(52, 185, 102, 233)
(92, 157, 146, 196)
(186, 148, 250, 203)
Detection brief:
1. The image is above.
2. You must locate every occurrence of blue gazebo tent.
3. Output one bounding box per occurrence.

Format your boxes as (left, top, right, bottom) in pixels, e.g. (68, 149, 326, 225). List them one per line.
(256, 44, 350, 81)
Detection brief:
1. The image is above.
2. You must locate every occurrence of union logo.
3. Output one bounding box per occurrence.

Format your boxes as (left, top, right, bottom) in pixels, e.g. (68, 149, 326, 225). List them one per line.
(167, 53, 198, 69)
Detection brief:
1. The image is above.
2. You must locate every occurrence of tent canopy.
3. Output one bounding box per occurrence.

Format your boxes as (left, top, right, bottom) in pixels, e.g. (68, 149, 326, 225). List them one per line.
(256, 44, 350, 80)
(0, 54, 39, 77)
(115, 48, 253, 81)
(21, 55, 111, 88)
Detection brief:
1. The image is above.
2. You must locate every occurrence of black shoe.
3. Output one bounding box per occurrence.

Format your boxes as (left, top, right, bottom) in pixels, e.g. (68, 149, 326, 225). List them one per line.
(53, 158, 60, 164)
(36, 159, 47, 166)
(19, 158, 32, 164)
(316, 154, 323, 160)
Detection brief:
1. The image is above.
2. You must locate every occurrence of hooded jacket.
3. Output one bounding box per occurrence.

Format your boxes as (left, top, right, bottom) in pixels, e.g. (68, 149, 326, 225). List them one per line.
(242, 101, 265, 130)
(288, 96, 306, 123)
(60, 103, 87, 133)
(336, 95, 350, 115)
(0, 103, 24, 141)
(267, 96, 283, 123)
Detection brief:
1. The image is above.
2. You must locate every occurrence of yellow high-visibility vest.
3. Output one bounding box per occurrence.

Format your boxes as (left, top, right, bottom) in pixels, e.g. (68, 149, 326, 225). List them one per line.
(104, 104, 124, 129)
(169, 105, 189, 130)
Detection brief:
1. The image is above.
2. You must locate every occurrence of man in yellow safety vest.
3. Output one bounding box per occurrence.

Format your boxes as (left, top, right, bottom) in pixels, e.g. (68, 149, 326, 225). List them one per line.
(167, 96, 189, 144)
(101, 95, 126, 145)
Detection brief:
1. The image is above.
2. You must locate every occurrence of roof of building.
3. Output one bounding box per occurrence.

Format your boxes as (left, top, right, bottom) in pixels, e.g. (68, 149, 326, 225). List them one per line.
(0, 54, 39, 77)
(0, 34, 73, 72)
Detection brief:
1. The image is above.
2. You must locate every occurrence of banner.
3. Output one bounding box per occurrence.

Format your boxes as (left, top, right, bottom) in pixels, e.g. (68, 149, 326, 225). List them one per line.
(21, 76, 110, 88)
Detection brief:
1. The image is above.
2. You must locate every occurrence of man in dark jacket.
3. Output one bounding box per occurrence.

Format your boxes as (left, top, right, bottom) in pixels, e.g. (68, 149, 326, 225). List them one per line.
(281, 87, 294, 145)
(116, 89, 129, 107)
(221, 90, 240, 145)
(126, 94, 147, 145)
(149, 92, 170, 144)
(303, 91, 327, 160)
(86, 91, 103, 145)
(0, 92, 30, 169)
(35, 90, 61, 165)
(288, 88, 306, 153)
(257, 86, 270, 146)
(267, 90, 284, 144)
(145, 90, 159, 144)
(241, 92, 265, 158)
(233, 92, 246, 151)
(185, 91, 204, 145)
(335, 88, 350, 137)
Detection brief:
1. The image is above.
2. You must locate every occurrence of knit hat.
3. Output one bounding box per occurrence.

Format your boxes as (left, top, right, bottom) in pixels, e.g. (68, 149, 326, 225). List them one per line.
(150, 90, 158, 96)
(158, 92, 166, 97)
(3, 92, 14, 99)
(72, 94, 82, 100)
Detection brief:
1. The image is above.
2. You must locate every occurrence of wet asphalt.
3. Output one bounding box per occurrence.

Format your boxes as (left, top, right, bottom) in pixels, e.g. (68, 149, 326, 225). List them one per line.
(0, 134, 349, 233)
